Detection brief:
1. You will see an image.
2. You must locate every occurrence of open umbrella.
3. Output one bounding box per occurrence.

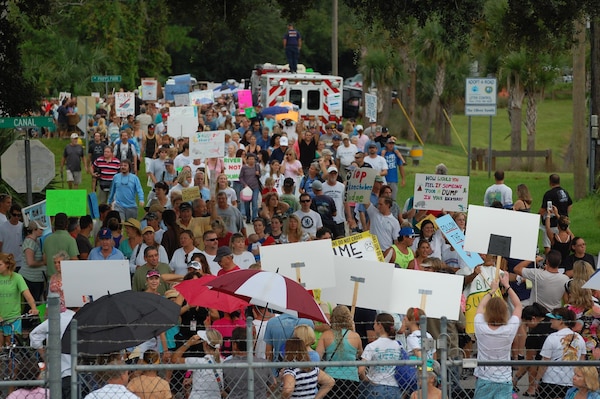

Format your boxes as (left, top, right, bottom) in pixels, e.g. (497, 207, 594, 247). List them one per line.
(202, 270, 329, 324)
(174, 275, 249, 313)
(260, 106, 293, 116)
(61, 291, 180, 355)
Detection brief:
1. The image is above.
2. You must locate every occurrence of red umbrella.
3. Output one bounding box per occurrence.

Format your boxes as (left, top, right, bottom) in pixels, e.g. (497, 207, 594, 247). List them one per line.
(174, 275, 249, 314)
(201, 269, 329, 324)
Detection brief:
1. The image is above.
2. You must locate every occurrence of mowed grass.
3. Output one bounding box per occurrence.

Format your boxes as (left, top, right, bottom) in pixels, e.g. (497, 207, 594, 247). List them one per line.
(42, 98, 600, 255)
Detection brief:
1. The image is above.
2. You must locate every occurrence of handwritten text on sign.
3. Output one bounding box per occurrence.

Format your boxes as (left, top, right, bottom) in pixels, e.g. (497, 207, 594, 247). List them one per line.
(224, 157, 243, 180)
(413, 173, 469, 212)
(436, 214, 483, 269)
(190, 130, 226, 159)
(332, 232, 384, 262)
(346, 168, 377, 204)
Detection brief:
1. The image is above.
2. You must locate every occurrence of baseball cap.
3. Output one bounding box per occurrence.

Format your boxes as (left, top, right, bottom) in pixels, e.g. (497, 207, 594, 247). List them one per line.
(327, 166, 338, 174)
(332, 135, 341, 141)
(356, 124, 364, 131)
(368, 142, 377, 148)
(146, 270, 160, 278)
(214, 246, 233, 262)
(164, 159, 174, 165)
(144, 212, 158, 221)
(399, 227, 415, 238)
(98, 228, 112, 239)
(142, 226, 154, 235)
(311, 180, 323, 191)
(187, 261, 202, 270)
(386, 138, 395, 144)
(280, 136, 289, 146)
(70, 133, 79, 139)
(381, 127, 389, 133)
(283, 177, 295, 187)
(341, 133, 349, 140)
(179, 202, 192, 211)
(28, 220, 47, 230)
(148, 123, 155, 129)
(149, 203, 165, 213)
(337, 124, 344, 131)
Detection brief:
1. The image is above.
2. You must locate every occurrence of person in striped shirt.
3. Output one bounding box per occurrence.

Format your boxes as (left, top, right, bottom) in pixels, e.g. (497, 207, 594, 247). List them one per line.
(281, 337, 334, 399)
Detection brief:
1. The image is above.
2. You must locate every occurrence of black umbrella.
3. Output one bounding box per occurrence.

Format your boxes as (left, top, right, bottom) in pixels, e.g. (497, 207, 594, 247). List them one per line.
(61, 290, 180, 355)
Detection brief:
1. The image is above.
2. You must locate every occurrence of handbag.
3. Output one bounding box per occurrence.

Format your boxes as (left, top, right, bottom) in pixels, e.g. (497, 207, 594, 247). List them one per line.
(393, 341, 418, 391)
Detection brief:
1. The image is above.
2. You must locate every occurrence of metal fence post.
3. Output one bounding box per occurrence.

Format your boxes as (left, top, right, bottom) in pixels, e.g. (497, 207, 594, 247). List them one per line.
(440, 317, 448, 399)
(420, 315, 428, 398)
(47, 293, 61, 399)
(71, 319, 78, 399)
(247, 317, 254, 399)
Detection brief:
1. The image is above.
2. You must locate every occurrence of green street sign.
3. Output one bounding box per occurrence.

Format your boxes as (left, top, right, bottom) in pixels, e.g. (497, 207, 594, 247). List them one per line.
(0, 116, 55, 129)
(91, 75, 122, 83)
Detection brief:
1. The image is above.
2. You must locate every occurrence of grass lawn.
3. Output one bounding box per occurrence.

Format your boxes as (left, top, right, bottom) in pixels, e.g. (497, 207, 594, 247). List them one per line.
(39, 97, 599, 255)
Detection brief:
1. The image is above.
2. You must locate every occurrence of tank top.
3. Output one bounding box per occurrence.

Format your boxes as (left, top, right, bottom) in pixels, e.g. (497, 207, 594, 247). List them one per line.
(392, 245, 414, 269)
(145, 134, 157, 158)
(324, 329, 359, 381)
(553, 234, 572, 265)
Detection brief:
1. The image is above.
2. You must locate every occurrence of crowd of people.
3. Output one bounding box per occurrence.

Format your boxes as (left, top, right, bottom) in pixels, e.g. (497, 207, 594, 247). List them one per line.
(0, 93, 598, 399)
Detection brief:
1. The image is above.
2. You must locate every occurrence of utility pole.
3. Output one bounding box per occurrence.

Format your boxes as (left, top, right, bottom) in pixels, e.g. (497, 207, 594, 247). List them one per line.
(332, 0, 338, 75)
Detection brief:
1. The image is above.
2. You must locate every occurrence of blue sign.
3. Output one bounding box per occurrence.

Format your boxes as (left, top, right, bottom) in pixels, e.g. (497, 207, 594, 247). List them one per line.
(436, 214, 483, 269)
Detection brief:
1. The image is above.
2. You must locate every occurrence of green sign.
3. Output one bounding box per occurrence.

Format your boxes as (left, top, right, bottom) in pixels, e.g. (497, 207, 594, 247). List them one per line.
(46, 189, 87, 216)
(91, 75, 122, 83)
(0, 116, 55, 129)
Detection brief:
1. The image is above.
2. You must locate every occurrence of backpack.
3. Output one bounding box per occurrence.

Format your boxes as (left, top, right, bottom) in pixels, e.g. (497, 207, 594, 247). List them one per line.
(393, 341, 418, 392)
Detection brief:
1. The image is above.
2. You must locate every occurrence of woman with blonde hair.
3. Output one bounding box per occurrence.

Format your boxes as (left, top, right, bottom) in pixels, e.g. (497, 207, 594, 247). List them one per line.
(172, 329, 224, 399)
(473, 272, 522, 399)
(293, 324, 320, 361)
(281, 149, 304, 181)
(127, 350, 172, 399)
(512, 183, 533, 212)
(316, 305, 362, 399)
(565, 366, 600, 399)
(215, 173, 237, 207)
(565, 260, 595, 316)
(280, 214, 310, 243)
(281, 337, 335, 399)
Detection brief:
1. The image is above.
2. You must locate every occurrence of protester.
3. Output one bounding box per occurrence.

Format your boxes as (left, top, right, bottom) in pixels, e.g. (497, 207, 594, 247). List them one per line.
(62, 132, 85, 189)
(108, 159, 145, 220)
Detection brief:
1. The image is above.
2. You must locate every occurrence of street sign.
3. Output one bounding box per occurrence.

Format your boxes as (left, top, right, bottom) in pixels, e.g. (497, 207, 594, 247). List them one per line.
(365, 93, 377, 122)
(1, 140, 55, 193)
(0, 117, 54, 129)
(91, 75, 122, 83)
(465, 78, 497, 116)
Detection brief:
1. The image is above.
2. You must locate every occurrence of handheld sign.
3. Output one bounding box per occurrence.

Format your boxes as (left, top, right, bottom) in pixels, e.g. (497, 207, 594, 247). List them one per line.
(62, 260, 131, 307)
(115, 92, 135, 117)
(332, 232, 384, 262)
(190, 130, 226, 159)
(169, 106, 199, 138)
(46, 190, 87, 216)
(224, 157, 243, 181)
(436, 214, 483, 269)
(181, 186, 201, 202)
(413, 173, 469, 212)
(346, 167, 377, 204)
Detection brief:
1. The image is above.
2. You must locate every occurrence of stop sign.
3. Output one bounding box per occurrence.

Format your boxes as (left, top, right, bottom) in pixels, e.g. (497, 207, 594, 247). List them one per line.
(1, 140, 55, 193)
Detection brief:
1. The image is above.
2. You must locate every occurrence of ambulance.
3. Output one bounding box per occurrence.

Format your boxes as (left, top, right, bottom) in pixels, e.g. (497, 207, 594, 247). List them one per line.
(253, 64, 343, 131)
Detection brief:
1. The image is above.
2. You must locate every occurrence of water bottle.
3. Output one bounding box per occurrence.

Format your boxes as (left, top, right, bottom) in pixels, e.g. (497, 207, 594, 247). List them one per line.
(190, 314, 197, 332)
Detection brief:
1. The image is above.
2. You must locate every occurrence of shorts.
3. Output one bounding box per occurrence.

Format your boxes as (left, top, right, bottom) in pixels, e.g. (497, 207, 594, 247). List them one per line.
(474, 378, 512, 399)
(541, 225, 558, 249)
(1, 319, 22, 336)
(67, 170, 82, 185)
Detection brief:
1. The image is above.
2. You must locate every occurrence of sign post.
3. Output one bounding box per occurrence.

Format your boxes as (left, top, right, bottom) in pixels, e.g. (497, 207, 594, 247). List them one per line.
(91, 75, 122, 96)
(465, 78, 497, 177)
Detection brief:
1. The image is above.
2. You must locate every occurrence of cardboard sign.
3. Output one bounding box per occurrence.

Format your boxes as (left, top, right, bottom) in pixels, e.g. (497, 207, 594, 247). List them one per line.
(181, 186, 200, 202)
(168, 106, 198, 138)
(244, 107, 257, 119)
(389, 268, 464, 320)
(87, 193, 100, 219)
(224, 157, 243, 180)
(583, 269, 600, 290)
(238, 89, 253, 110)
(189, 90, 214, 106)
(320, 257, 395, 310)
(464, 205, 540, 261)
(190, 130, 226, 159)
(22, 200, 52, 237)
(173, 93, 190, 106)
(436, 214, 483, 268)
(62, 260, 131, 307)
(115, 92, 135, 117)
(346, 167, 378, 204)
(413, 173, 469, 212)
(46, 189, 87, 216)
(332, 232, 384, 262)
(259, 240, 336, 290)
(141, 78, 158, 101)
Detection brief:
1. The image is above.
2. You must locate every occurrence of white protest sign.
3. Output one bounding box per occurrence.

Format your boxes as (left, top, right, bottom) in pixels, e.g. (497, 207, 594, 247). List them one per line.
(259, 240, 336, 290)
(583, 270, 600, 290)
(320, 257, 395, 310)
(59, 92, 71, 103)
(436, 214, 483, 269)
(22, 200, 52, 237)
(365, 93, 377, 122)
(190, 130, 226, 159)
(413, 173, 469, 212)
(346, 167, 378, 204)
(327, 93, 342, 112)
(389, 268, 464, 320)
(77, 96, 96, 116)
(168, 106, 199, 138)
(174, 93, 190, 106)
(62, 260, 131, 307)
(141, 78, 158, 101)
(332, 232, 384, 262)
(189, 90, 214, 106)
(224, 157, 243, 181)
(464, 205, 540, 261)
(115, 92, 135, 117)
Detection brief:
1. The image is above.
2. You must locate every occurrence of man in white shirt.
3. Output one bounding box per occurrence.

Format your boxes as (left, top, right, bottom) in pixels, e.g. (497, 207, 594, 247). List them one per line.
(362, 196, 400, 252)
(483, 170, 513, 208)
(366, 142, 388, 184)
(321, 167, 349, 238)
(335, 134, 358, 180)
(294, 193, 323, 239)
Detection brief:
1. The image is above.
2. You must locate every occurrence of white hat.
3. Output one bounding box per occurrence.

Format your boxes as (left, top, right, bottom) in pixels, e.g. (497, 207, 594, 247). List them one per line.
(70, 133, 79, 139)
(280, 136, 289, 146)
(327, 166, 338, 174)
(356, 125, 364, 131)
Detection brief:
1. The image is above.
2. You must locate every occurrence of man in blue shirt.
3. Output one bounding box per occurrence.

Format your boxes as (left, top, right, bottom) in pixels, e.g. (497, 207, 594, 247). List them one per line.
(264, 313, 314, 362)
(108, 160, 145, 221)
(88, 228, 125, 260)
(380, 138, 406, 200)
(283, 23, 302, 73)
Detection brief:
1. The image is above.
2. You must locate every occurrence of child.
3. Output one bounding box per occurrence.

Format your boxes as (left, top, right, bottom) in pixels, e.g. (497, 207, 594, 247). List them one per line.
(247, 233, 260, 262)
(231, 233, 255, 269)
(261, 176, 278, 202)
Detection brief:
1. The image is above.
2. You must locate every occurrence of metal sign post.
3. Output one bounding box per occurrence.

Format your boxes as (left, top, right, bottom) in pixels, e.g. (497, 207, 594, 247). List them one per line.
(465, 78, 497, 177)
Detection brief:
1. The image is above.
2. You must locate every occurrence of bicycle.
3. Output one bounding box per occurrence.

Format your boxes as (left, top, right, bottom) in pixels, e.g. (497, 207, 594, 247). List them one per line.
(0, 313, 40, 383)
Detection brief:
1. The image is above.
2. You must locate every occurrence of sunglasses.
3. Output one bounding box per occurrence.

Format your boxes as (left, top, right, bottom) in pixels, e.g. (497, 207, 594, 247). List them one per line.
(12, 213, 22, 217)
(300, 199, 311, 203)
(205, 238, 219, 242)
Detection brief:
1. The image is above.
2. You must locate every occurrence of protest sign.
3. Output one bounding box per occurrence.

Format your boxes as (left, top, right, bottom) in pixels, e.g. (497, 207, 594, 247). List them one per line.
(168, 106, 199, 138)
(46, 189, 87, 216)
(190, 130, 226, 159)
(332, 232, 384, 262)
(189, 90, 214, 106)
(413, 173, 469, 212)
(62, 260, 131, 307)
(238, 89, 253, 110)
(260, 240, 336, 290)
(346, 167, 378, 203)
(436, 214, 483, 269)
(141, 78, 158, 101)
(181, 186, 200, 202)
(173, 93, 189, 106)
(224, 157, 243, 181)
(464, 205, 540, 261)
(22, 200, 52, 237)
(77, 96, 96, 115)
(115, 92, 135, 117)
